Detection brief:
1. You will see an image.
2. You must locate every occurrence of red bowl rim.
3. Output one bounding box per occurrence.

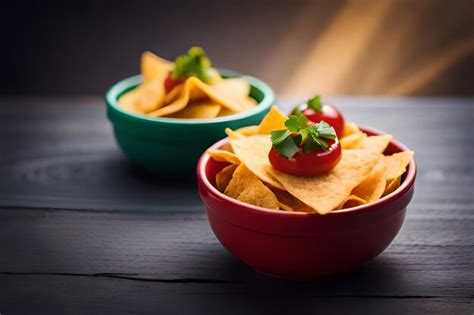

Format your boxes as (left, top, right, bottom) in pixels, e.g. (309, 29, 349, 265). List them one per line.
(197, 125, 416, 217)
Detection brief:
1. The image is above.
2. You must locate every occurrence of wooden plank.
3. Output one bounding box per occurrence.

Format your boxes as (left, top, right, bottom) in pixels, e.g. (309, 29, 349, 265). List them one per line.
(0, 209, 472, 298)
(0, 97, 473, 211)
(0, 275, 472, 315)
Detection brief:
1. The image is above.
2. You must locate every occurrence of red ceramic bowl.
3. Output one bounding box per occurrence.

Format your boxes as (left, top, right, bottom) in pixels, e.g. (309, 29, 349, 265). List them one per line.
(196, 127, 416, 280)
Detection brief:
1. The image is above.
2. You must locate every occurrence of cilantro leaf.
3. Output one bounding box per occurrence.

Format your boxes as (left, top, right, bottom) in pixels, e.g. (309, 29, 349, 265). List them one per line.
(307, 95, 322, 113)
(284, 116, 299, 132)
(171, 47, 212, 82)
(274, 136, 300, 159)
(316, 121, 337, 139)
(271, 129, 291, 145)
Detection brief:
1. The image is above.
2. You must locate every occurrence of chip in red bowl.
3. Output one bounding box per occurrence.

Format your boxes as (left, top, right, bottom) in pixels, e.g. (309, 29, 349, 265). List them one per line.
(196, 127, 416, 280)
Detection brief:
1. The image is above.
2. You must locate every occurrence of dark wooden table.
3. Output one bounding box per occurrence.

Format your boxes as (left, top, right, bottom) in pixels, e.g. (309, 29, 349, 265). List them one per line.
(0, 97, 473, 314)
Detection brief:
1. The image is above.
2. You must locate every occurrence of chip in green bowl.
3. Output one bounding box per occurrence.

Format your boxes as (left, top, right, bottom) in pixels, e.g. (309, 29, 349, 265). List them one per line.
(106, 70, 274, 174)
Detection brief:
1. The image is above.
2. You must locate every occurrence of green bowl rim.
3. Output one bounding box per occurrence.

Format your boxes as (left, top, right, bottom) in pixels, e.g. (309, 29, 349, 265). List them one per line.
(105, 69, 275, 125)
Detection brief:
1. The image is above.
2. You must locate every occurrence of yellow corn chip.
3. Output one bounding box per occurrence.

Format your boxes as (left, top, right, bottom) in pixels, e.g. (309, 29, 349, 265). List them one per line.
(230, 135, 284, 189)
(235, 125, 259, 137)
(343, 122, 360, 137)
(351, 157, 386, 202)
(272, 188, 314, 212)
(224, 164, 279, 209)
(267, 150, 380, 214)
(357, 135, 393, 153)
(216, 164, 238, 192)
(141, 51, 171, 83)
(257, 106, 288, 134)
(118, 88, 141, 113)
(384, 151, 414, 181)
(147, 77, 243, 117)
(212, 78, 250, 104)
(207, 150, 240, 164)
(383, 176, 401, 196)
(169, 101, 221, 119)
(278, 202, 294, 212)
(341, 132, 367, 149)
(225, 128, 245, 140)
(135, 79, 166, 113)
(340, 195, 368, 209)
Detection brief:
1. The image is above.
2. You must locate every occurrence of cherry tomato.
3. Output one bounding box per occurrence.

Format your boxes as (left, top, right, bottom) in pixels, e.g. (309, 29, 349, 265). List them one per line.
(268, 138, 342, 177)
(294, 104, 345, 138)
(164, 72, 185, 93)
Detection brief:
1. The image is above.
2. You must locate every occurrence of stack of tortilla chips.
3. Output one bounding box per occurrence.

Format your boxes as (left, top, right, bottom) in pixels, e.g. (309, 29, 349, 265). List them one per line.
(208, 106, 414, 215)
(119, 51, 257, 119)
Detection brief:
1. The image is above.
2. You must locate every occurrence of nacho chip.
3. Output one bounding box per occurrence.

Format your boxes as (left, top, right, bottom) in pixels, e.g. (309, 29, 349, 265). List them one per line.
(216, 164, 238, 192)
(235, 125, 259, 137)
(207, 149, 240, 164)
(212, 78, 251, 105)
(351, 157, 386, 202)
(272, 188, 314, 212)
(267, 150, 380, 214)
(118, 88, 141, 113)
(141, 51, 172, 83)
(230, 135, 284, 189)
(339, 195, 368, 209)
(278, 202, 294, 212)
(224, 164, 279, 209)
(225, 128, 245, 140)
(135, 79, 166, 113)
(384, 176, 401, 196)
(340, 132, 367, 149)
(169, 101, 221, 119)
(357, 135, 393, 153)
(343, 122, 360, 137)
(147, 77, 243, 117)
(384, 151, 414, 181)
(257, 106, 288, 134)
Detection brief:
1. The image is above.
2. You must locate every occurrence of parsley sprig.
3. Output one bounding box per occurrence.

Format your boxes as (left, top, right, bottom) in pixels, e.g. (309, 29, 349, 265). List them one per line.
(171, 47, 212, 82)
(307, 95, 323, 113)
(270, 110, 337, 159)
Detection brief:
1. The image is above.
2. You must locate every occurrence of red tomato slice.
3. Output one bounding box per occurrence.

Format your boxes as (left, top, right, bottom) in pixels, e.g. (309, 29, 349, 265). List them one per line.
(268, 138, 342, 177)
(164, 72, 186, 93)
(295, 104, 345, 138)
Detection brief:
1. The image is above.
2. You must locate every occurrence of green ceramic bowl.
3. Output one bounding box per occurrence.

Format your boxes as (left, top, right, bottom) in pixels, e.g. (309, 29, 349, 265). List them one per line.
(106, 70, 274, 174)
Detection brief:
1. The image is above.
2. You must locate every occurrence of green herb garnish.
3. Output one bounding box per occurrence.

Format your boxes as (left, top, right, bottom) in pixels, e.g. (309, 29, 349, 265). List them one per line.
(171, 47, 212, 82)
(270, 111, 337, 159)
(307, 95, 323, 113)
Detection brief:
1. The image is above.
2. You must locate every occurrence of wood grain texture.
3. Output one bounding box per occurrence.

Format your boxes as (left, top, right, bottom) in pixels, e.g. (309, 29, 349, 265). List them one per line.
(0, 97, 473, 314)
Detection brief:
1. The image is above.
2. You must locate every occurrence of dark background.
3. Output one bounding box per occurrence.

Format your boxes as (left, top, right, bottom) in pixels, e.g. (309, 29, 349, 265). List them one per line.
(3, 0, 474, 97)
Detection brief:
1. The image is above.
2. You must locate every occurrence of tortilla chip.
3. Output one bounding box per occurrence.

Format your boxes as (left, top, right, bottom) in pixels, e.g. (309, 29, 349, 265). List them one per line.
(272, 188, 314, 212)
(118, 88, 141, 113)
(278, 202, 294, 212)
(207, 149, 240, 164)
(224, 164, 279, 209)
(357, 135, 393, 153)
(134, 79, 167, 113)
(230, 135, 284, 189)
(257, 106, 288, 134)
(340, 132, 367, 149)
(212, 78, 251, 105)
(216, 164, 238, 192)
(267, 150, 380, 214)
(141, 51, 172, 83)
(147, 77, 243, 117)
(169, 101, 221, 119)
(343, 122, 360, 137)
(351, 157, 386, 202)
(340, 195, 368, 209)
(225, 128, 245, 140)
(384, 176, 401, 196)
(235, 125, 259, 137)
(384, 151, 414, 181)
